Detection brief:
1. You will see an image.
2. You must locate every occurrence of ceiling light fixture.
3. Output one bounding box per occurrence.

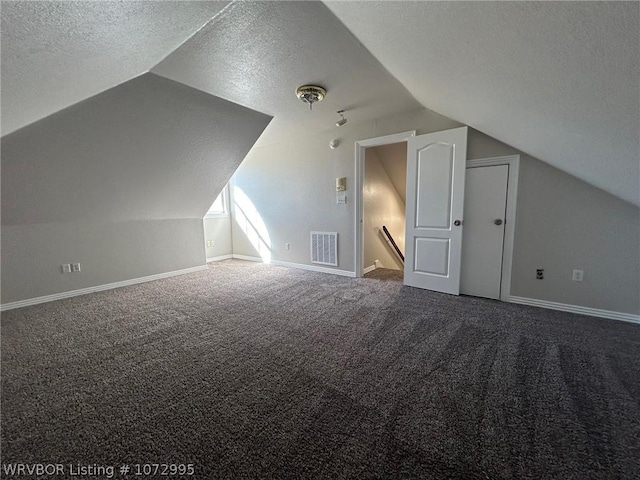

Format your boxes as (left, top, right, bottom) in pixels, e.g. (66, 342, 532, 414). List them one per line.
(296, 85, 326, 110)
(335, 110, 347, 127)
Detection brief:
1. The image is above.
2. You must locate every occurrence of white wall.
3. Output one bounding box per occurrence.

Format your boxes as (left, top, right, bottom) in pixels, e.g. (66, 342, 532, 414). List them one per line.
(512, 156, 639, 313)
(231, 107, 639, 316)
(1, 220, 205, 303)
(204, 186, 233, 260)
(1, 73, 271, 304)
(363, 147, 406, 271)
(468, 129, 640, 314)
(229, 128, 361, 266)
(373, 142, 407, 204)
(231, 107, 460, 269)
(203, 218, 233, 260)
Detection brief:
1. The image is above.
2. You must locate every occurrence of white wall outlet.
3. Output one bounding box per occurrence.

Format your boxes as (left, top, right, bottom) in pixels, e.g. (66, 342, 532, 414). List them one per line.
(72, 263, 81, 272)
(285, 242, 291, 250)
(572, 269, 584, 282)
(206, 240, 215, 248)
(61, 264, 72, 274)
(337, 195, 347, 204)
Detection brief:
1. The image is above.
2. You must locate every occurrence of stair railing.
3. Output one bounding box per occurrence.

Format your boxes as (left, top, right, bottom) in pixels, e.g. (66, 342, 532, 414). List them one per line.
(379, 225, 405, 264)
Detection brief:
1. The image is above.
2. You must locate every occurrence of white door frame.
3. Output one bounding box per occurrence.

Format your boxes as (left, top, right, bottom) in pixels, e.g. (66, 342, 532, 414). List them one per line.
(466, 155, 520, 301)
(354, 130, 416, 277)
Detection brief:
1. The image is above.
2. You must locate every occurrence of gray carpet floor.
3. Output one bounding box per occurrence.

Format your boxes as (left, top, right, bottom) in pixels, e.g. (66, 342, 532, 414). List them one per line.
(2, 260, 639, 479)
(364, 268, 404, 282)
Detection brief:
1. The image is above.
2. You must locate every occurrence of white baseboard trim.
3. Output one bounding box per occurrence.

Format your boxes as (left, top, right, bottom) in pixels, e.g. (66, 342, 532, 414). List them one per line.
(363, 264, 376, 274)
(229, 254, 355, 277)
(270, 259, 356, 278)
(509, 296, 640, 324)
(0, 265, 208, 312)
(206, 254, 233, 263)
(231, 254, 263, 262)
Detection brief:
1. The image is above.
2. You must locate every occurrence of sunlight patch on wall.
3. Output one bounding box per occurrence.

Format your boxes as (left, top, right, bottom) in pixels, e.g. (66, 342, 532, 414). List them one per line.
(233, 186, 272, 263)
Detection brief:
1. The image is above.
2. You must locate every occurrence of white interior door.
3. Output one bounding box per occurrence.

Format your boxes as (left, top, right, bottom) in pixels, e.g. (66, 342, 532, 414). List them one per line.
(460, 165, 509, 299)
(404, 127, 467, 294)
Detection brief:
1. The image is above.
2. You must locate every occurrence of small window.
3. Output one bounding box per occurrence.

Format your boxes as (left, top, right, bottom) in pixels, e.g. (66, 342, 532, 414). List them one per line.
(205, 188, 228, 218)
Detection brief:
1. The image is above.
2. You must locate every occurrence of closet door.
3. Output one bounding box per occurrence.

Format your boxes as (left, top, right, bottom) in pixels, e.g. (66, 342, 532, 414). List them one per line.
(460, 164, 509, 299)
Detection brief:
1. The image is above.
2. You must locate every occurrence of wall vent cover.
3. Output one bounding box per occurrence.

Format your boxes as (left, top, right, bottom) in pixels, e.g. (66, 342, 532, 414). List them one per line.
(311, 231, 338, 266)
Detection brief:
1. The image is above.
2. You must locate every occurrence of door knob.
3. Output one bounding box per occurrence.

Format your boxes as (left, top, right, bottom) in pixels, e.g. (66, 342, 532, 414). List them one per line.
(494, 219, 503, 225)
(454, 220, 462, 226)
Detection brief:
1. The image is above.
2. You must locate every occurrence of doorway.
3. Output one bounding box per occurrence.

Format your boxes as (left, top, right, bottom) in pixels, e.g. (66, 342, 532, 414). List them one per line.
(362, 142, 407, 280)
(355, 131, 519, 302)
(460, 156, 519, 301)
(354, 131, 416, 278)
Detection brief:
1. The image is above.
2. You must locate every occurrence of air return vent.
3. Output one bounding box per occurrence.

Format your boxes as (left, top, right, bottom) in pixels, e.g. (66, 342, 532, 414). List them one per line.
(311, 232, 338, 266)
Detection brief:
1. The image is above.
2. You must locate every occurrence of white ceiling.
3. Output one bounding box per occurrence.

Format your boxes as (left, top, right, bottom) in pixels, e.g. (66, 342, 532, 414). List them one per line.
(0, 0, 230, 135)
(152, 1, 419, 146)
(1, 1, 638, 205)
(326, 1, 640, 206)
(2, 73, 271, 225)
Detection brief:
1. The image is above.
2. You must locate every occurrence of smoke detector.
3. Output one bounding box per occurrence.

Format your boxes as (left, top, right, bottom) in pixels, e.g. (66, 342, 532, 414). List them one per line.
(296, 85, 326, 110)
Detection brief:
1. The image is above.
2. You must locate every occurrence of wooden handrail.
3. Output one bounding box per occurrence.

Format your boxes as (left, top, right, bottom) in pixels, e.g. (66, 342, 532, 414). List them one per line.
(380, 225, 404, 264)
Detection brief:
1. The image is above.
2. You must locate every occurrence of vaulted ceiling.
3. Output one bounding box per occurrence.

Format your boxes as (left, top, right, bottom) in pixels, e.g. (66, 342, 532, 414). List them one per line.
(2, 1, 638, 205)
(326, 1, 639, 206)
(0, 0, 229, 135)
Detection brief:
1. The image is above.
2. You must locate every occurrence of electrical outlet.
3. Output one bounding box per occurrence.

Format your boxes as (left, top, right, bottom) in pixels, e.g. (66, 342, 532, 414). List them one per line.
(536, 269, 544, 280)
(61, 264, 72, 274)
(572, 269, 584, 282)
(206, 240, 215, 248)
(72, 263, 81, 273)
(285, 242, 291, 250)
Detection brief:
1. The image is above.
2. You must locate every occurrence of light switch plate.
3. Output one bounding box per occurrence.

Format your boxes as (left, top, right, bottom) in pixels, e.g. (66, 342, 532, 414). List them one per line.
(337, 195, 347, 204)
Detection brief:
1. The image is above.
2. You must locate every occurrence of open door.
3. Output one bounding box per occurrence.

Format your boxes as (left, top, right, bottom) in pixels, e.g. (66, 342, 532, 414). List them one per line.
(404, 127, 468, 294)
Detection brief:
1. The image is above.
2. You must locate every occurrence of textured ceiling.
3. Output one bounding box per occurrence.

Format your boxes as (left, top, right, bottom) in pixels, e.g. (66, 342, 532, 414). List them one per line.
(2, 1, 638, 205)
(151, 1, 420, 146)
(2, 73, 271, 225)
(0, 0, 229, 135)
(326, 1, 640, 206)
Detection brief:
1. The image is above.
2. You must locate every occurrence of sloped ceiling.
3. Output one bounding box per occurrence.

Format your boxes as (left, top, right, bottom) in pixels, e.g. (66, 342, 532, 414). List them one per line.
(1, 73, 271, 225)
(325, 1, 640, 206)
(373, 143, 408, 204)
(0, 0, 230, 135)
(151, 0, 419, 146)
(1, 1, 638, 206)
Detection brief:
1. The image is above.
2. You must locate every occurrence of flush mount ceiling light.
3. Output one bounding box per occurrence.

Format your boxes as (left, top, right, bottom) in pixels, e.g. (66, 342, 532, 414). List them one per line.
(335, 110, 347, 127)
(296, 85, 326, 110)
